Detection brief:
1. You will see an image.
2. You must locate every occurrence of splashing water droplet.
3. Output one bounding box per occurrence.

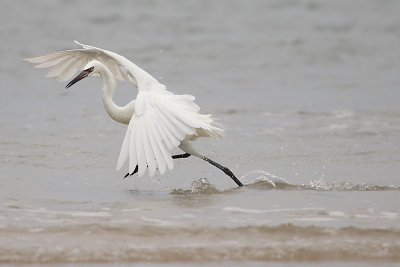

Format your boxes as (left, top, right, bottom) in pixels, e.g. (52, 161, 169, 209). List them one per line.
(240, 170, 289, 187)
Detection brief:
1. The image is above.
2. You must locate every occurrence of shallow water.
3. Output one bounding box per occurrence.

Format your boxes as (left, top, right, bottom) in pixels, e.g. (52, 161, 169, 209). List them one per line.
(1, 177, 400, 263)
(1, 0, 400, 265)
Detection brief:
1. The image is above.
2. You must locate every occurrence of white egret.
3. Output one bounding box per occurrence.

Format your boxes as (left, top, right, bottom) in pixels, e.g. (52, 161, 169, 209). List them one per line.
(25, 41, 243, 187)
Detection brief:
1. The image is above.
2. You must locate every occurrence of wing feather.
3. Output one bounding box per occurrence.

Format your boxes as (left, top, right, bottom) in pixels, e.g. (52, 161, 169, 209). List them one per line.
(156, 107, 186, 140)
(135, 122, 146, 177)
(162, 103, 202, 129)
(45, 56, 75, 78)
(34, 53, 75, 68)
(142, 120, 157, 177)
(160, 103, 196, 136)
(154, 107, 182, 147)
(24, 41, 145, 87)
(25, 52, 72, 64)
(117, 128, 130, 171)
(147, 119, 167, 174)
(107, 60, 123, 80)
(55, 56, 85, 81)
(145, 110, 167, 175)
(128, 129, 138, 174)
(153, 109, 175, 150)
(118, 90, 208, 177)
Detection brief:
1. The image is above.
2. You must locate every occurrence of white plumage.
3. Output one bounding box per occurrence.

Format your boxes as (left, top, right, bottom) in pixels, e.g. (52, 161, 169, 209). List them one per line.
(25, 41, 231, 180)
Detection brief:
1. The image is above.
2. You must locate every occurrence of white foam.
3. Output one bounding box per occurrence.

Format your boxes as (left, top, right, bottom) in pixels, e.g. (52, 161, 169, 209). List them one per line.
(34, 218, 66, 224)
(223, 207, 327, 215)
(172, 214, 196, 219)
(68, 211, 112, 217)
(223, 207, 268, 214)
(333, 110, 355, 118)
(380, 211, 398, 219)
(140, 217, 175, 226)
(327, 124, 348, 131)
(29, 228, 44, 233)
(122, 208, 143, 212)
(293, 217, 334, 222)
(328, 211, 347, 217)
(355, 214, 371, 219)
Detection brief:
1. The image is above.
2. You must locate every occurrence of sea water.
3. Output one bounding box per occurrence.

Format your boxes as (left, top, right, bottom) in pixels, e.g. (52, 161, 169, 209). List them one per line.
(1, 0, 399, 265)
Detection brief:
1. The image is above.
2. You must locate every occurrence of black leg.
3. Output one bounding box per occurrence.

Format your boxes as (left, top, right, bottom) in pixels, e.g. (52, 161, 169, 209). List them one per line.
(172, 153, 191, 159)
(124, 153, 192, 178)
(202, 157, 243, 187)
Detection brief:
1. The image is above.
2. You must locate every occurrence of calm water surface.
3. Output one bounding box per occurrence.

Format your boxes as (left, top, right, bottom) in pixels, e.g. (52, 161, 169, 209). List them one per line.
(1, 0, 400, 265)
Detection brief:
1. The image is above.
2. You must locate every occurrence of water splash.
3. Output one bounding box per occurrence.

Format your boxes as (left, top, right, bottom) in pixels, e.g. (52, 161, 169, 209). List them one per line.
(189, 178, 222, 194)
(171, 178, 223, 195)
(240, 170, 289, 188)
(309, 178, 399, 191)
(171, 172, 399, 194)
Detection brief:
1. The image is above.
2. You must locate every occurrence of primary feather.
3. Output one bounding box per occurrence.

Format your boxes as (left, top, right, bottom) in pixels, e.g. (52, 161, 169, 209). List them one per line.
(25, 41, 143, 86)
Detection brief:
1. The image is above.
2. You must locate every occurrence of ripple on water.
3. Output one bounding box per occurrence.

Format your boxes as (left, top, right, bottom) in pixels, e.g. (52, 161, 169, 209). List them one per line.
(1, 223, 399, 263)
(169, 170, 399, 196)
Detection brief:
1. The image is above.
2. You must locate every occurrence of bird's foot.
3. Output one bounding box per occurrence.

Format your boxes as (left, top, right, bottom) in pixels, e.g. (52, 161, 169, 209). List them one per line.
(123, 153, 191, 179)
(172, 153, 191, 159)
(123, 165, 139, 179)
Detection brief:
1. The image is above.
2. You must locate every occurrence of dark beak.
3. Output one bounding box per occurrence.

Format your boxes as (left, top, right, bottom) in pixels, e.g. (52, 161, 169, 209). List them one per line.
(65, 69, 90, 89)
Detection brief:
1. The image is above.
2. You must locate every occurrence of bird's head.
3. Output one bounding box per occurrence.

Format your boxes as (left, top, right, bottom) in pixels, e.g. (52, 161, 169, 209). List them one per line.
(65, 61, 100, 89)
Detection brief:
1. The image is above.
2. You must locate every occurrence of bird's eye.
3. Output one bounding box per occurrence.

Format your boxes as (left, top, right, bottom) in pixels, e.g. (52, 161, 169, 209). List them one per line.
(88, 66, 94, 72)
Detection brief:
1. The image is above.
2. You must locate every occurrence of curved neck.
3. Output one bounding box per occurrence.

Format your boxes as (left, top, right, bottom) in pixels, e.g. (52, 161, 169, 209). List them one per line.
(98, 65, 134, 124)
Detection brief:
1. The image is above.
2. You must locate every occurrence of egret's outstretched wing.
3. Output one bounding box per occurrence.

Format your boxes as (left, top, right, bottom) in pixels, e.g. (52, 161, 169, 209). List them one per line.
(24, 41, 157, 87)
(117, 90, 223, 177)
